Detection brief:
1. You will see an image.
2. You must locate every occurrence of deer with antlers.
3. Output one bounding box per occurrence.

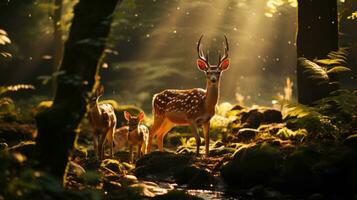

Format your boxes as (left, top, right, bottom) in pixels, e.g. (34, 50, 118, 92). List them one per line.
(148, 35, 230, 157)
(88, 85, 117, 159)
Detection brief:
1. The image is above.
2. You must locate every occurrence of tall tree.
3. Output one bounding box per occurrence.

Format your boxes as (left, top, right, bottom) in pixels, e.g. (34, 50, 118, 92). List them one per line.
(296, 0, 339, 105)
(35, 0, 120, 183)
(51, 0, 64, 96)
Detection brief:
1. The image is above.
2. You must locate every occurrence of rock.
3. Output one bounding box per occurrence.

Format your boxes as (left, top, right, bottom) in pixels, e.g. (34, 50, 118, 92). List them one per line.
(119, 174, 139, 186)
(239, 109, 283, 129)
(230, 104, 245, 111)
(281, 146, 321, 193)
(135, 151, 197, 184)
(0, 122, 36, 144)
(242, 109, 265, 128)
(174, 165, 214, 187)
(236, 128, 259, 142)
(103, 180, 122, 191)
(220, 142, 281, 188)
(344, 134, 357, 148)
(263, 109, 283, 124)
(101, 159, 124, 174)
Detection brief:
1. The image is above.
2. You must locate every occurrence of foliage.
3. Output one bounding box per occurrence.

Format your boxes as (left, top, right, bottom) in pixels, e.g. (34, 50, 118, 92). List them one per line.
(298, 48, 351, 85)
(347, 11, 357, 20)
(0, 84, 35, 96)
(0, 29, 12, 58)
(284, 89, 357, 138)
(0, 85, 36, 122)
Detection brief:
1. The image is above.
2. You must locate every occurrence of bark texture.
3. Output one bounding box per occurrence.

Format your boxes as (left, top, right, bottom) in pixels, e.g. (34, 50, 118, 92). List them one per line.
(35, 0, 119, 183)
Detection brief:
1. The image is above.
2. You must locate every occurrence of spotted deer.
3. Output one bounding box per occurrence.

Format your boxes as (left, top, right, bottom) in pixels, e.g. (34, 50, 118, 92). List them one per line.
(88, 85, 117, 159)
(148, 35, 230, 156)
(114, 111, 149, 163)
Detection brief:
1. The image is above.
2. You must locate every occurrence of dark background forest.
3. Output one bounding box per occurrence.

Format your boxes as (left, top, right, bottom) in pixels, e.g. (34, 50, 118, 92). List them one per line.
(1, 0, 355, 110)
(0, 0, 357, 200)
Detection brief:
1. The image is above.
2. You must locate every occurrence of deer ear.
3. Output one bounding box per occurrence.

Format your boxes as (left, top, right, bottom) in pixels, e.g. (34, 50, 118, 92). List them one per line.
(219, 59, 230, 71)
(138, 111, 145, 121)
(197, 59, 208, 71)
(124, 111, 131, 121)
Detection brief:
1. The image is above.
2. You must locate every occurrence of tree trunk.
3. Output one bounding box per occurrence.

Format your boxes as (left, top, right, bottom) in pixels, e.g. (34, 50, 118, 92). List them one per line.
(52, 0, 64, 97)
(296, 0, 339, 105)
(35, 0, 119, 183)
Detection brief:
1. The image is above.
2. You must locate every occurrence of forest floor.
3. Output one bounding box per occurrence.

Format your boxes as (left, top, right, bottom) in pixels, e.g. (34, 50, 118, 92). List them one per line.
(1, 99, 357, 200)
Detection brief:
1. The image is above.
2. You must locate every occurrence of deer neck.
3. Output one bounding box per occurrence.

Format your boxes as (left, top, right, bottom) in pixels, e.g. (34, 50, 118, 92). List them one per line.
(92, 99, 102, 117)
(204, 80, 219, 112)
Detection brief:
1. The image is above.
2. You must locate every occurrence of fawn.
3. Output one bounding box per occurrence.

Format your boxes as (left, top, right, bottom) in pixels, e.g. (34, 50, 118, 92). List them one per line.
(88, 85, 117, 159)
(148, 35, 230, 157)
(114, 111, 149, 163)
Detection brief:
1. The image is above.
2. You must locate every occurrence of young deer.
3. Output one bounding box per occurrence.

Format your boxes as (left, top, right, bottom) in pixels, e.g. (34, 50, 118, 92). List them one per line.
(88, 85, 117, 159)
(148, 35, 230, 157)
(114, 111, 149, 163)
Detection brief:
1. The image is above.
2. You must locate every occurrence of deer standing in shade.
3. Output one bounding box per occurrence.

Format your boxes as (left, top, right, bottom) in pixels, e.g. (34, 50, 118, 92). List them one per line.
(114, 111, 149, 163)
(148, 35, 230, 157)
(88, 85, 117, 159)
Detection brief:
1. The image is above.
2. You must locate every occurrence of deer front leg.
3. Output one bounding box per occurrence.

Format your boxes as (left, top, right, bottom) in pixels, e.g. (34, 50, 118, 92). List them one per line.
(202, 122, 210, 157)
(107, 127, 115, 158)
(93, 133, 99, 158)
(189, 123, 201, 156)
(129, 144, 134, 163)
(137, 143, 142, 159)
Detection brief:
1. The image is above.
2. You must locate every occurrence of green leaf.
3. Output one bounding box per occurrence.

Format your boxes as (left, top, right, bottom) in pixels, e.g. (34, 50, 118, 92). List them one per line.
(327, 66, 351, 74)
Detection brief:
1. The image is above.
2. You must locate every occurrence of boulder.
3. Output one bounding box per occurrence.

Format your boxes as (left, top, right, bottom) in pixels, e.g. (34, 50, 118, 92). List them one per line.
(239, 109, 283, 128)
(220, 142, 281, 188)
(263, 109, 283, 124)
(235, 128, 259, 142)
(135, 151, 213, 187)
(135, 151, 193, 180)
(174, 165, 214, 187)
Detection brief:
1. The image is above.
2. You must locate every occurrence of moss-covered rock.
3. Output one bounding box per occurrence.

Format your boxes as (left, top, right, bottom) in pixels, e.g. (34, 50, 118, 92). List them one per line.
(220, 142, 281, 188)
(235, 128, 259, 142)
(135, 151, 193, 180)
(134, 151, 214, 187)
(281, 145, 321, 193)
(174, 164, 214, 187)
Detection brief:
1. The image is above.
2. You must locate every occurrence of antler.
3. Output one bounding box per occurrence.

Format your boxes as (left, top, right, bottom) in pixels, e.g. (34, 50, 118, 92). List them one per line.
(197, 35, 209, 63)
(218, 35, 229, 64)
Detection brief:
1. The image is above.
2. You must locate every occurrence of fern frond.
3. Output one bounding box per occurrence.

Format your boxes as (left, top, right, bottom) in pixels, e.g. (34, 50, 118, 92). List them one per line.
(298, 58, 329, 81)
(326, 66, 351, 74)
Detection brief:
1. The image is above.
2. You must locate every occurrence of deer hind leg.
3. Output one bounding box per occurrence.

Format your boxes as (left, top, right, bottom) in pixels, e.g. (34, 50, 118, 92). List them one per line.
(156, 119, 174, 152)
(137, 143, 142, 160)
(189, 122, 201, 156)
(202, 122, 210, 157)
(98, 133, 106, 160)
(148, 116, 164, 153)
